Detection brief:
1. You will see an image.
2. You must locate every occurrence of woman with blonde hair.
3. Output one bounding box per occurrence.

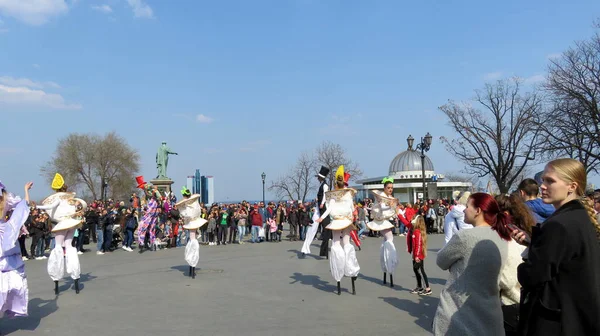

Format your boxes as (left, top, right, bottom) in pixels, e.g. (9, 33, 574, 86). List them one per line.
(514, 158, 600, 336)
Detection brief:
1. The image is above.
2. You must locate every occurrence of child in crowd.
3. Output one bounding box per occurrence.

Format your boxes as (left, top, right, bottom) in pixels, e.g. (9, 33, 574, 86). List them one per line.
(408, 215, 431, 295)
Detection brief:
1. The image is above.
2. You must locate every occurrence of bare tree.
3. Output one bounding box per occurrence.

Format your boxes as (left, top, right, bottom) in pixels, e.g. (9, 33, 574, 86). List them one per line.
(42, 131, 140, 200)
(439, 78, 542, 194)
(538, 22, 600, 173)
(269, 152, 318, 201)
(316, 141, 363, 188)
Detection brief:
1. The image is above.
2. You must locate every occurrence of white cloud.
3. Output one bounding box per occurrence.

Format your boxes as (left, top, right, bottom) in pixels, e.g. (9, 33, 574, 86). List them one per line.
(0, 0, 69, 25)
(0, 84, 81, 110)
(547, 53, 562, 60)
(0, 76, 61, 89)
(524, 74, 545, 85)
(126, 0, 153, 19)
(91, 4, 112, 14)
(483, 71, 503, 81)
(196, 114, 213, 123)
(32, 63, 40, 69)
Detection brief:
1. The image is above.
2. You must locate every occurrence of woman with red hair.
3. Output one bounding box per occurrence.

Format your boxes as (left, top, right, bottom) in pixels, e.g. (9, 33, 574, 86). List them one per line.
(433, 193, 511, 336)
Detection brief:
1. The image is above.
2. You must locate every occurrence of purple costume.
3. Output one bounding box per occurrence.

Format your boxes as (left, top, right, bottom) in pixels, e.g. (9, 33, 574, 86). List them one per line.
(0, 195, 29, 317)
(137, 198, 159, 246)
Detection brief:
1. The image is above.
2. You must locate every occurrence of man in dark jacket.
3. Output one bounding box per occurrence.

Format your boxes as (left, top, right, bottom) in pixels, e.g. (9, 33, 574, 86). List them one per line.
(297, 204, 310, 241)
(287, 206, 299, 241)
(85, 208, 99, 243)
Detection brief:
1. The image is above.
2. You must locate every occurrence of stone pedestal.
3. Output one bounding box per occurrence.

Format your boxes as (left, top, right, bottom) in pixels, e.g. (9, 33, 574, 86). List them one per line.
(150, 178, 174, 196)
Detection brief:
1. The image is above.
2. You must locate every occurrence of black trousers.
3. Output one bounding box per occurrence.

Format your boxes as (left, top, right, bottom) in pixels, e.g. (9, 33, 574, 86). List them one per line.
(218, 225, 228, 243)
(90, 224, 97, 243)
(30, 233, 42, 257)
(413, 260, 429, 288)
(502, 304, 519, 336)
(319, 217, 332, 257)
(18, 235, 29, 258)
(289, 223, 298, 238)
(228, 224, 237, 243)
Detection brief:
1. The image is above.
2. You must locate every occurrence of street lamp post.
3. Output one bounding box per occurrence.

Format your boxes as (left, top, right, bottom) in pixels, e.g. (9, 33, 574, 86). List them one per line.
(103, 181, 109, 202)
(409, 133, 433, 202)
(261, 172, 266, 206)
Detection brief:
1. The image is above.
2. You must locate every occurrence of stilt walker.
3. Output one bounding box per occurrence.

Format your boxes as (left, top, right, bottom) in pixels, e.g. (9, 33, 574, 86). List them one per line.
(366, 177, 399, 287)
(37, 173, 87, 295)
(175, 187, 207, 279)
(135, 176, 161, 252)
(316, 166, 360, 295)
(0, 180, 33, 317)
(315, 166, 331, 259)
(300, 208, 320, 255)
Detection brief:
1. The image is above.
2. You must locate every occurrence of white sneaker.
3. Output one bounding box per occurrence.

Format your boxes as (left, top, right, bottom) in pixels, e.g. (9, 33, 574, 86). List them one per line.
(77, 251, 84, 255)
(122, 246, 128, 251)
(97, 251, 104, 255)
(22, 256, 28, 261)
(41, 256, 48, 259)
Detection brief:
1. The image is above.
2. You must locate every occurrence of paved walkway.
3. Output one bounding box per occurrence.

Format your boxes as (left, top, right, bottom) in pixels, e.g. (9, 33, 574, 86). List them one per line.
(2, 234, 448, 336)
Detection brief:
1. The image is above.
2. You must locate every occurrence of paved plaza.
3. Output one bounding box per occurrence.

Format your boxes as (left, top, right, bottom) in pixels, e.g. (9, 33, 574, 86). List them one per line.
(2, 235, 449, 336)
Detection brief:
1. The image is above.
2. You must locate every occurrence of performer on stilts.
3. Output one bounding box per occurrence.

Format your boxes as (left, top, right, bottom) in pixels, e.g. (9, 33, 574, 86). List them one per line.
(315, 166, 331, 259)
(175, 187, 207, 279)
(316, 165, 360, 295)
(135, 176, 161, 252)
(300, 206, 320, 256)
(37, 173, 87, 295)
(0, 180, 33, 317)
(367, 177, 399, 287)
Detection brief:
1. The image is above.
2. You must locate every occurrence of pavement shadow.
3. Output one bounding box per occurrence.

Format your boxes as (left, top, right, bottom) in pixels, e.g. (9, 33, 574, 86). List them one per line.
(0, 297, 59, 335)
(287, 249, 324, 260)
(426, 277, 447, 285)
(358, 273, 410, 292)
(57, 272, 97, 293)
(289, 272, 349, 295)
(170, 265, 193, 276)
(379, 295, 438, 332)
(428, 248, 441, 253)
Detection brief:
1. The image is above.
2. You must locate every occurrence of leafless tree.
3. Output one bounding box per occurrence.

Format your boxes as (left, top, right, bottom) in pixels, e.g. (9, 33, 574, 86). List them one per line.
(439, 78, 542, 194)
(538, 21, 600, 173)
(41, 131, 140, 200)
(269, 152, 318, 202)
(316, 141, 363, 188)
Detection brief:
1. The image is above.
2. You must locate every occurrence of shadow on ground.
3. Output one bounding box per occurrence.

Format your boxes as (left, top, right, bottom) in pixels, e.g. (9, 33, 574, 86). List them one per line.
(0, 297, 59, 335)
(287, 249, 324, 260)
(358, 273, 410, 292)
(379, 295, 438, 332)
(289, 272, 351, 295)
(56, 272, 97, 294)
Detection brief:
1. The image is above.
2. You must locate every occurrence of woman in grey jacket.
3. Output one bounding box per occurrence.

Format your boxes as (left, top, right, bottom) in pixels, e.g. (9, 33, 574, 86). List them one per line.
(433, 193, 511, 336)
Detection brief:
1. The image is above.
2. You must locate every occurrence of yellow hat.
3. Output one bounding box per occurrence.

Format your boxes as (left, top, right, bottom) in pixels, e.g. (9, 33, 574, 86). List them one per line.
(335, 165, 344, 182)
(51, 173, 65, 190)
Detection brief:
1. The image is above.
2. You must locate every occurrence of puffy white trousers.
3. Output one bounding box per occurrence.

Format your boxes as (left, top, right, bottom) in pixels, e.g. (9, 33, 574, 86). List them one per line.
(184, 230, 199, 267)
(380, 229, 398, 274)
(330, 227, 360, 282)
(48, 228, 80, 281)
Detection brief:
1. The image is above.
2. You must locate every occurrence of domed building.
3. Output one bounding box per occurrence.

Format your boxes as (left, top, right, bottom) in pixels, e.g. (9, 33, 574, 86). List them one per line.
(354, 135, 472, 203)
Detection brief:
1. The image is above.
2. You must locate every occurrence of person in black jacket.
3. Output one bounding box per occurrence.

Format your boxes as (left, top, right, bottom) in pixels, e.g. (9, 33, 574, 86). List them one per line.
(297, 204, 310, 241)
(288, 206, 299, 241)
(513, 159, 600, 336)
(85, 208, 99, 244)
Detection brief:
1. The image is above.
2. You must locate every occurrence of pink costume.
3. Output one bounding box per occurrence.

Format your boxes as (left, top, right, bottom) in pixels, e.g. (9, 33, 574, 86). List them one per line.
(137, 198, 159, 247)
(0, 186, 29, 317)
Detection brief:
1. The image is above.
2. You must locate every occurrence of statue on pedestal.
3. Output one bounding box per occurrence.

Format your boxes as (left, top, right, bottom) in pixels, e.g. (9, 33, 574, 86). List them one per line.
(156, 142, 178, 179)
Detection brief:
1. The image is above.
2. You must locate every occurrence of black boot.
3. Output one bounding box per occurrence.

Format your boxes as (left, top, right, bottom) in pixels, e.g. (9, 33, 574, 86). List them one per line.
(54, 280, 59, 295)
(351, 277, 357, 295)
(74, 279, 80, 294)
(337, 281, 341, 295)
(390, 274, 394, 288)
(383, 272, 387, 285)
(192, 267, 196, 279)
(189, 266, 192, 277)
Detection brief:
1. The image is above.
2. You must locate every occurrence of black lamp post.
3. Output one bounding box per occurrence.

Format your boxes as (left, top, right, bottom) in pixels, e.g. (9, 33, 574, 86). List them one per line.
(103, 181, 108, 202)
(261, 172, 266, 206)
(409, 133, 433, 202)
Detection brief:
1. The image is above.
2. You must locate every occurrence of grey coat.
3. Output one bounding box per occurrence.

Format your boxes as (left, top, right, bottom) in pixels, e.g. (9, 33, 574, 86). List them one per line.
(433, 226, 508, 336)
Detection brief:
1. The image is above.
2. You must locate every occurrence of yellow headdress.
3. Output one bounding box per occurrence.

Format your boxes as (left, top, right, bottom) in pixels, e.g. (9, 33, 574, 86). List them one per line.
(335, 165, 344, 183)
(51, 173, 65, 190)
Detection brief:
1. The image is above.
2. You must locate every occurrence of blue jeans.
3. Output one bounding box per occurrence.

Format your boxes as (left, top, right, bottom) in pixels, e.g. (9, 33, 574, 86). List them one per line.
(251, 225, 260, 243)
(35, 237, 45, 257)
(238, 226, 246, 242)
(96, 228, 104, 252)
(299, 226, 307, 240)
(125, 228, 134, 247)
(399, 223, 406, 234)
(357, 221, 366, 237)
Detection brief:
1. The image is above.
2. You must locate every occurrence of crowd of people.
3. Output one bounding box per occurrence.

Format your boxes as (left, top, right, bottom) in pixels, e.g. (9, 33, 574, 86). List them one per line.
(2, 158, 600, 335)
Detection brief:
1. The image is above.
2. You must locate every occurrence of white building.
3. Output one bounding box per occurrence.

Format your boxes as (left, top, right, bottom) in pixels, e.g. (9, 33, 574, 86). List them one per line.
(353, 137, 471, 203)
(206, 176, 215, 205)
(186, 176, 194, 193)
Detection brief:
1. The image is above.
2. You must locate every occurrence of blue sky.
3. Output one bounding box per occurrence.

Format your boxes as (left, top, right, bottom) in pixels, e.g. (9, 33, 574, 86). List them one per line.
(1, 0, 599, 201)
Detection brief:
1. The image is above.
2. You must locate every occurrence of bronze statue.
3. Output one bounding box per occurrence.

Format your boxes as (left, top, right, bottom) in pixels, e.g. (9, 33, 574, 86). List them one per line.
(156, 142, 177, 179)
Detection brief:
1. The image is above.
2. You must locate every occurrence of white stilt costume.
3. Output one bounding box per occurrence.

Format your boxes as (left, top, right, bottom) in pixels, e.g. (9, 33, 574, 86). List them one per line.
(318, 165, 360, 295)
(36, 173, 87, 295)
(300, 208, 320, 255)
(175, 188, 207, 279)
(366, 185, 399, 287)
